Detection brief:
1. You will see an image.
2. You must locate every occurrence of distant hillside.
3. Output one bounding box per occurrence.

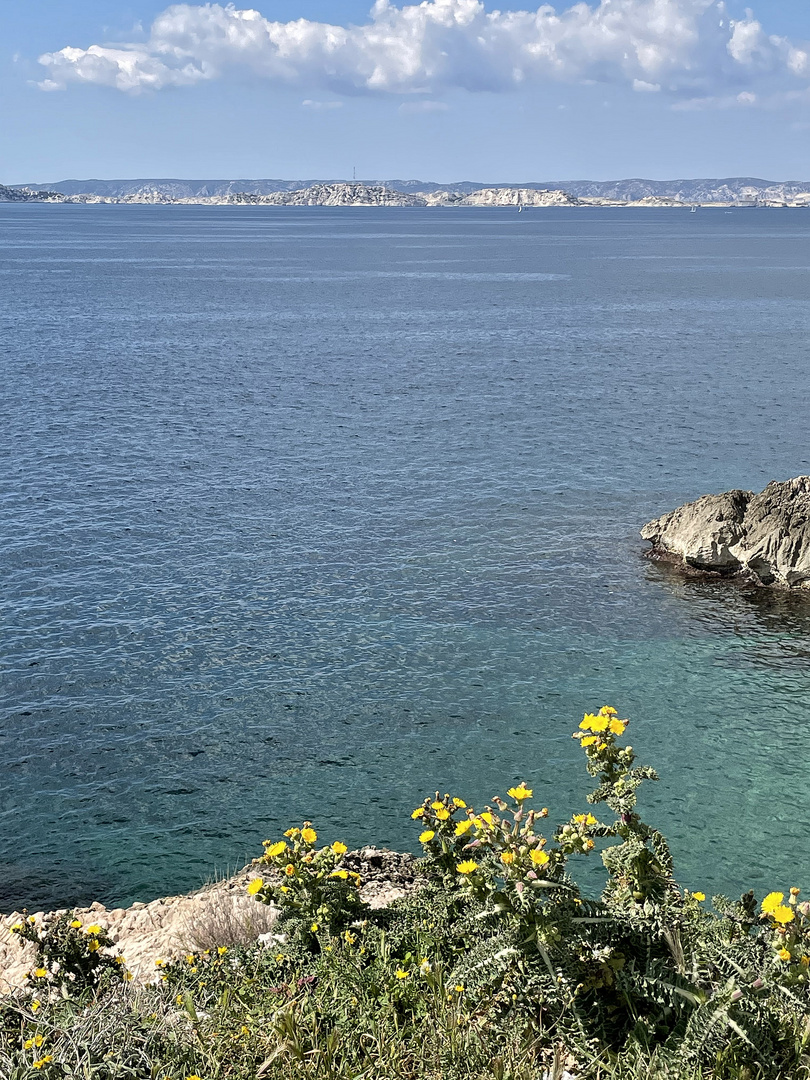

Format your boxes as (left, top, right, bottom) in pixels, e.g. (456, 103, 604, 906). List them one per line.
(0, 184, 63, 202)
(17, 176, 810, 203)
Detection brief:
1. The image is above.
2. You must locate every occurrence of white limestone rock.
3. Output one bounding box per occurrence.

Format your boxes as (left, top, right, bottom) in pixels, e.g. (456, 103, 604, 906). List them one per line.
(641, 488, 751, 572)
(641, 477, 810, 588)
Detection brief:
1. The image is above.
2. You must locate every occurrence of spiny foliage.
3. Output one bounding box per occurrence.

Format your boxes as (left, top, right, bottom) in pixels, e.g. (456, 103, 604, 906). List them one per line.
(2, 706, 810, 1080)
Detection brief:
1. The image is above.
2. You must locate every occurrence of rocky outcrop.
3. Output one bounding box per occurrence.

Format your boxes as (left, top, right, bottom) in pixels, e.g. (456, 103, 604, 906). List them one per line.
(0, 184, 64, 202)
(423, 187, 579, 207)
(642, 477, 810, 588)
(243, 183, 427, 207)
(0, 847, 418, 994)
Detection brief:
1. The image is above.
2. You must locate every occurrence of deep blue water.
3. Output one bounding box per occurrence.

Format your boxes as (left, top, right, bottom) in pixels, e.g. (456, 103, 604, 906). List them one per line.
(2, 203, 810, 911)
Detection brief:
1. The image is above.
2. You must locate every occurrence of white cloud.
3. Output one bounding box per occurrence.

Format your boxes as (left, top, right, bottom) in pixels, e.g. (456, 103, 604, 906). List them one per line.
(36, 0, 810, 106)
(302, 99, 343, 108)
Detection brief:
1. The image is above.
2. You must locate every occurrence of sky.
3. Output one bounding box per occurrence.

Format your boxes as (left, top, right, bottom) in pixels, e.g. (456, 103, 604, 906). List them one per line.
(3, 0, 810, 182)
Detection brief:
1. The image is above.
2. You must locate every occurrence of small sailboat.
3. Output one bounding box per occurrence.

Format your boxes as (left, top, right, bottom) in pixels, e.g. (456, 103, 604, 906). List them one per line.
(690, 205, 698, 213)
(517, 190, 523, 213)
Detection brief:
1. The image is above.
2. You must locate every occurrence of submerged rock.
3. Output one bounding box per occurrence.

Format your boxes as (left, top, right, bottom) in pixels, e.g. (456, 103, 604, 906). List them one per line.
(641, 477, 810, 588)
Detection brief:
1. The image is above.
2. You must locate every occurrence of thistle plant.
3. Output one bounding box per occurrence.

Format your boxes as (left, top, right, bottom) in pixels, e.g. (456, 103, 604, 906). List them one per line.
(10, 911, 127, 992)
(760, 889, 810, 981)
(8, 705, 810, 1080)
(248, 822, 366, 945)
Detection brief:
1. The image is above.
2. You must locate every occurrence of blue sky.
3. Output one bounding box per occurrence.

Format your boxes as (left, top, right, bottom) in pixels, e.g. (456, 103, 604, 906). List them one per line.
(3, 0, 810, 182)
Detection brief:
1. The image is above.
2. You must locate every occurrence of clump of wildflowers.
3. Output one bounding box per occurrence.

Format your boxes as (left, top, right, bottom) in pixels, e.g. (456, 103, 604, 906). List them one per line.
(760, 888, 810, 983)
(247, 822, 365, 943)
(11, 912, 127, 992)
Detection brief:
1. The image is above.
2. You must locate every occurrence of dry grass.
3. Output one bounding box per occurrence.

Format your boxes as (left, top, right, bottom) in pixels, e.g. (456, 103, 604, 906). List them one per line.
(179, 886, 279, 953)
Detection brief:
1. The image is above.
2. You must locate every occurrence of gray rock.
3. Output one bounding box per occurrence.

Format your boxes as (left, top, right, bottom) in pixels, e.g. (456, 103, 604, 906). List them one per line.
(641, 477, 810, 589)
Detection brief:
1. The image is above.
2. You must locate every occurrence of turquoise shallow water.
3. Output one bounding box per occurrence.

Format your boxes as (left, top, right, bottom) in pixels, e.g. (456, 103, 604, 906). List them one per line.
(1, 204, 810, 910)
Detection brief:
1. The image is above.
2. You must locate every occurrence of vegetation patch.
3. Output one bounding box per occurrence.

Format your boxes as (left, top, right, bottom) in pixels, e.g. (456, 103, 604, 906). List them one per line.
(2, 707, 809, 1080)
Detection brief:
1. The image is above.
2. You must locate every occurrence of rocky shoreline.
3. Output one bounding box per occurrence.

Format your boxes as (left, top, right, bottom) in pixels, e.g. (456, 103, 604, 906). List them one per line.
(5, 180, 810, 208)
(642, 476, 810, 588)
(0, 848, 419, 995)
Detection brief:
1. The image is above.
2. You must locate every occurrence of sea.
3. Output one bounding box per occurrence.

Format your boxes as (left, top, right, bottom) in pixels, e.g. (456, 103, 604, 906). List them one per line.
(2, 203, 809, 912)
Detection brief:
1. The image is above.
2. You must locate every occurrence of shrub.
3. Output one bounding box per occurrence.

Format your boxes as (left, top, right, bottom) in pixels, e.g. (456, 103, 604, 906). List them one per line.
(6, 706, 810, 1080)
(10, 911, 127, 992)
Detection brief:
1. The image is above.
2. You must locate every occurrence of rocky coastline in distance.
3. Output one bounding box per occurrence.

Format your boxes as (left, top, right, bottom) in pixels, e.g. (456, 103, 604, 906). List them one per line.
(7, 176, 810, 207)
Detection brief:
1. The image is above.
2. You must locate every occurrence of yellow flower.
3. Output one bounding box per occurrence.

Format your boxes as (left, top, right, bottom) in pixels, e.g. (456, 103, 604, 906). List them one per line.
(284, 864, 296, 877)
(599, 706, 618, 715)
(762, 892, 785, 914)
(609, 719, 626, 735)
(778, 948, 791, 962)
(330, 870, 349, 879)
(33, 968, 48, 979)
(530, 850, 550, 867)
(264, 840, 287, 858)
(10, 923, 23, 932)
(284, 827, 300, 837)
(419, 830, 435, 843)
(773, 905, 795, 925)
(589, 716, 609, 732)
(301, 828, 317, 844)
(454, 984, 465, 993)
(24, 1035, 44, 1049)
(692, 892, 706, 902)
(580, 736, 597, 747)
(343, 931, 356, 944)
(411, 808, 425, 819)
(395, 968, 409, 979)
(452, 798, 467, 808)
(30, 1000, 41, 1011)
(801, 956, 810, 967)
(331, 841, 348, 855)
(70, 919, 82, 929)
(247, 878, 263, 895)
(507, 784, 533, 801)
(456, 860, 478, 875)
(32, 1056, 53, 1070)
(86, 924, 102, 935)
(436, 808, 450, 821)
(573, 813, 597, 825)
(310, 922, 319, 932)
(579, 713, 598, 730)
(455, 819, 473, 836)
(478, 812, 494, 826)
(87, 940, 100, 953)
(500, 851, 516, 865)
(217, 946, 228, 955)
(431, 801, 444, 811)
